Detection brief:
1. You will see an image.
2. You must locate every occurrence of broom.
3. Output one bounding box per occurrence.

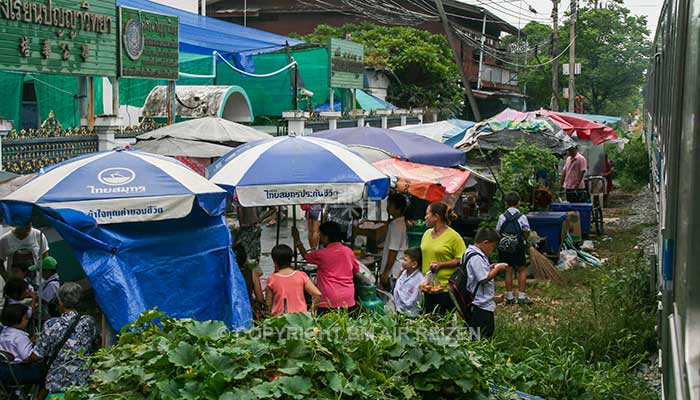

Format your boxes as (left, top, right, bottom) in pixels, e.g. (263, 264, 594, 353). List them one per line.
(528, 246, 563, 283)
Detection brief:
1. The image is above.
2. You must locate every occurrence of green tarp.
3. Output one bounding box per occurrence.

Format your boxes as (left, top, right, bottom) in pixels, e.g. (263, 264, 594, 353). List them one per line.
(120, 47, 331, 118)
(0, 72, 103, 130)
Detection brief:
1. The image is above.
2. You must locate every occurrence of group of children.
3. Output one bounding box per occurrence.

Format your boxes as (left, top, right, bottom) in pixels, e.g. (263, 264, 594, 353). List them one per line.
(245, 191, 531, 341)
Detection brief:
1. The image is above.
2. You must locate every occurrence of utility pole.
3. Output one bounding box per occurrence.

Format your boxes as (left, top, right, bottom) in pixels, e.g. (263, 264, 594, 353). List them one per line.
(476, 13, 487, 90)
(568, 0, 577, 112)
(550, 0, 559, 111)
(435, 0, 482, 121)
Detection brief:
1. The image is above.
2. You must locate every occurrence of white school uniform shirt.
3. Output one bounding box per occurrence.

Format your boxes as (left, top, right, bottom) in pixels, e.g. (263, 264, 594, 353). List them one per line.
(393, 268, 423, 317)
(0, 326, 33, 363)
(464, 245, 495, 312)
(40, 273, 60, 303)
(0, 228, 49, 272)
(381, 217, 408, 279)
(496, 207, 530, 233)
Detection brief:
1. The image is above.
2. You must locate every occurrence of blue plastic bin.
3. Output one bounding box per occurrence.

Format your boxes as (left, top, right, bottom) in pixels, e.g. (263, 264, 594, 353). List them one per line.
(526, 211, 569, 254)
(549, 202, 593, 235)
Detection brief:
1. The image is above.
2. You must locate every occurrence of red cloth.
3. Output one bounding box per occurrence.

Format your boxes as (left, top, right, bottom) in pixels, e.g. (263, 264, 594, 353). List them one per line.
(539, 110, 618, 145)
(174, 156, 212, 176)
(373, 159, 471, 203)
(305, 243, 359, 309)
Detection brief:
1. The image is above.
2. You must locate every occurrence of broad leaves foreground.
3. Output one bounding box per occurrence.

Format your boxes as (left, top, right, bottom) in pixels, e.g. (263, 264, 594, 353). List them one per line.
(66, 310, 493, 399)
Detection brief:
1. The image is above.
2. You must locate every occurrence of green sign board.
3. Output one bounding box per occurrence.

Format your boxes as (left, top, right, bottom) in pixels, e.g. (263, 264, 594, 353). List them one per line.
(328, 38, 364, 89)
(0, 0, 117, 76)
(118, 7, 178, 80)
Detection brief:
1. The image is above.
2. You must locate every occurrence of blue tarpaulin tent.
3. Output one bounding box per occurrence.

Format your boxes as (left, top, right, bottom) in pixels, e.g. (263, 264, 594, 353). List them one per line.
(0, 150, 252, 330)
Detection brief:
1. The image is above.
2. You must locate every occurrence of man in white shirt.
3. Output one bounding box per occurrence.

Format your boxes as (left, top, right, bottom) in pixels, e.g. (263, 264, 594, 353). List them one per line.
(464, 227, 508, 339)
(0, 223, 49, 279)
(380, 194, 408, 290)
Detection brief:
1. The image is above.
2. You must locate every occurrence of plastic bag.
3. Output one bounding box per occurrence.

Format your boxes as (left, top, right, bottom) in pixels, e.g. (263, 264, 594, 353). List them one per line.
(356, 262, 376, 285)
(556, 249, 581, 270)
(419, 271, 445, 293)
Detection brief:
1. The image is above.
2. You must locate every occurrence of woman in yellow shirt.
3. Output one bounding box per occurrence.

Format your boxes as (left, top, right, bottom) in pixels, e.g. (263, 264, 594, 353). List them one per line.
(420, 202, 467, 315)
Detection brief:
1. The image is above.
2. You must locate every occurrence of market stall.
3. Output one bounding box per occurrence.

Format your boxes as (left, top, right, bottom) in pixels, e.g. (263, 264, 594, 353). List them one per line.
(0, 149, 252, 330)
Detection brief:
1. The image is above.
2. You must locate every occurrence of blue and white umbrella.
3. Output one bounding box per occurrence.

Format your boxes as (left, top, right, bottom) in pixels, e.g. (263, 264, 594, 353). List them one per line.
(3, 149, 227, 225)
(208, 136, 390, 206)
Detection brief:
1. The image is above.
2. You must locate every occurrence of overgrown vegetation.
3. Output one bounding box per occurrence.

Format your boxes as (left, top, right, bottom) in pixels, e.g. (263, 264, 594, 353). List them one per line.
(294, 23, 462, 113)
(497, 142, 559, 212)
(606, 135, 650, 191)
(491, 220, 658, 399)
(69, 193, 658, 400)
(68, 311, 492, 399)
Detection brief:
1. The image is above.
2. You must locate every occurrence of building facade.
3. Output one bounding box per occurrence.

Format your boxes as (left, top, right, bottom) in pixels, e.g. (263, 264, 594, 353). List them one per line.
(206, 0, 521, 93)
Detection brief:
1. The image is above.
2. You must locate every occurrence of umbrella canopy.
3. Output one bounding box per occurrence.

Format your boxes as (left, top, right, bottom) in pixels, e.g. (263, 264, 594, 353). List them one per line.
(347, 145, 396, 164)
(394, 119, 475, 142)
(310, 126, 466, 167)
(2, 150, 227, 224)
(133, 137, 233, 158)
(136, 116, 271, 144)
(373, 158, 471, 203)
(208, 136, 390, 207)
(538, 109, 618, 145)
(451, 109, 575, 156)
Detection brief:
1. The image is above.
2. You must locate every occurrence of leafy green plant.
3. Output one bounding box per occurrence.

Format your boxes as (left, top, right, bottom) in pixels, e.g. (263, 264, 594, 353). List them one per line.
(296, 23, 462, 112)
(68, 311, 492, 399)
(497, 142, 559, 212)
(606, 135, 650, 192)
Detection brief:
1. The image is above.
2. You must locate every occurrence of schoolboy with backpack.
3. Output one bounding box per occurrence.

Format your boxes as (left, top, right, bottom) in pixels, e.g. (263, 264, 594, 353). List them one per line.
(448, 227, 507, 339)
(496, 192, 532, 305)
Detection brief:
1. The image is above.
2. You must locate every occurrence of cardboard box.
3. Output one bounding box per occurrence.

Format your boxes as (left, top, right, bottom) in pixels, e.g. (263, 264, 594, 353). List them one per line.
(353, 222, 388, 253)
(566, 211, 582, 243)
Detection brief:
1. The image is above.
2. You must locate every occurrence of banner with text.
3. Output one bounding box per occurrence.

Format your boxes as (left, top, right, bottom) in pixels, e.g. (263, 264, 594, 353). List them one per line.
(0, 0, 117, 76)
(118, 6, 178, 80)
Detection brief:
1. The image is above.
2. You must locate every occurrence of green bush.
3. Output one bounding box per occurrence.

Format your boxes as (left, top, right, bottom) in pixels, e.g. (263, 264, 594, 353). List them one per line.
(498, 142, 559, 212)
(607, 135, 650, 192)
(68, 311, 492, 400)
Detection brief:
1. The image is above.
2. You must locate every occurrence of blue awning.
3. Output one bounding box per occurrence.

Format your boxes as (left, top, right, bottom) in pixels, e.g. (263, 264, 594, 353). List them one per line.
(116, 0, 304, 56)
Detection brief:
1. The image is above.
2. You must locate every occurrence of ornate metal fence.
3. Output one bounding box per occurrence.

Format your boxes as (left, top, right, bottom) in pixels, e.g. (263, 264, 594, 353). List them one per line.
(1, 112, 98, 174)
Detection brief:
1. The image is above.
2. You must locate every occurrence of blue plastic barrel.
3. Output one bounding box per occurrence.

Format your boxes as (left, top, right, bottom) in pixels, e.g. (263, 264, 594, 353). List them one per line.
(526, 211, 569, 254)
(549, 202, 593, 235)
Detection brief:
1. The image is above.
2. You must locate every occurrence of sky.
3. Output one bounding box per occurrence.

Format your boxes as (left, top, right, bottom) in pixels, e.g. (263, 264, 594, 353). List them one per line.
(467, 0, 662, 35)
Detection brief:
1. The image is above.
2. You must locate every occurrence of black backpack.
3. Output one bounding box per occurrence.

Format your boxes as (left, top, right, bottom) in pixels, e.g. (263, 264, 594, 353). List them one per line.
(448, 252, 486, 322)
(497, 211, 525, 254)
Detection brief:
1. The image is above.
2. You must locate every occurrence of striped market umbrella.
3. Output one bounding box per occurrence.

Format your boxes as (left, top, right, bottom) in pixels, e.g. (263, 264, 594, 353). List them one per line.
(2, 149, 227, 225)
(207, 135, 390, 207)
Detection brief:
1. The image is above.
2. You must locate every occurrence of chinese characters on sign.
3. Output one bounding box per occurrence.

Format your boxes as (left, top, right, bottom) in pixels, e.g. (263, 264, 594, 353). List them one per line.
(0, 0, 117, 76)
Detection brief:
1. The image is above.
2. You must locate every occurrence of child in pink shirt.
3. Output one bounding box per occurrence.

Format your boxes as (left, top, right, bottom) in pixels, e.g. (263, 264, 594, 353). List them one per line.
(265, 244, 321, 316)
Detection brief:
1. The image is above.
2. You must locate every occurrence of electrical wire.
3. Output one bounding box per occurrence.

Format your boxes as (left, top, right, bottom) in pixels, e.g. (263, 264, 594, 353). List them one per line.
(454, 24, 576, 68)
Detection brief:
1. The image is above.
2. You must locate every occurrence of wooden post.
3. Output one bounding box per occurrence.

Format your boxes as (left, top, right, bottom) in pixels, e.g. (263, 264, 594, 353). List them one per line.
(352, 88, 357, 114)
(167, 80, 175, 125)
(434, 0, 482, 121)
(87, 77, 95, 130)
(551, 0, 560, 111)
(112, 76, 120, 116)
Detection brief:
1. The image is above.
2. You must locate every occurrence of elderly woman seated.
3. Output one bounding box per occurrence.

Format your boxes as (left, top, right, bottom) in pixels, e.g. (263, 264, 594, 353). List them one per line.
(22, 282, 99, 399)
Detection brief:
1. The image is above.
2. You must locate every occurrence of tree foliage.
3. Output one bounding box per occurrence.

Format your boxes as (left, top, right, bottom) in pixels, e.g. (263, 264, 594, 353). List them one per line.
(504, 3, 650, 115)
(297, 23, 462, 112)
